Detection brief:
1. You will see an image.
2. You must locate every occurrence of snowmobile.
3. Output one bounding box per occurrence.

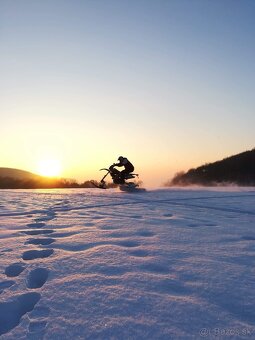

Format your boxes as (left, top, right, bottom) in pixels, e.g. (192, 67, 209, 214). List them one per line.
(91, 164, 145, 192)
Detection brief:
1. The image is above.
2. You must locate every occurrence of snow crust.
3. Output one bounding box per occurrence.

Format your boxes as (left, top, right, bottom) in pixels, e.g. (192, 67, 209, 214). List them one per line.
(0, 187, 255, 339)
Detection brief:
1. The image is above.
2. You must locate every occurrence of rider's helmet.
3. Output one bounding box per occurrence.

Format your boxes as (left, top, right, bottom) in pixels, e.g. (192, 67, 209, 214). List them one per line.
(118, 156, 124, 161)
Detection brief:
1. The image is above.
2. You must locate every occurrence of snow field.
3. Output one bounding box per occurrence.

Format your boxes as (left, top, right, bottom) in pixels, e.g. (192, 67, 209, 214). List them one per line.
(0, 188, 255, 339)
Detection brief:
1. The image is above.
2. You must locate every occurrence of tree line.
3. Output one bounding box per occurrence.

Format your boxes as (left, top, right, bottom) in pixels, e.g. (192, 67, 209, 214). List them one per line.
(0, 177, 117, 189)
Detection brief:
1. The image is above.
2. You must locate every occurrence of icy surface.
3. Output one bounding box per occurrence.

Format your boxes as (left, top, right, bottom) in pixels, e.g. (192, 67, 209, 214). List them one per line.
(0, 188, 255, 339)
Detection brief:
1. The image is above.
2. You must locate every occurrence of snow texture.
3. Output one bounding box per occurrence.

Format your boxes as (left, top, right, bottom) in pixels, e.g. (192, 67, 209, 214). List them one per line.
(0, 187, 255, 339)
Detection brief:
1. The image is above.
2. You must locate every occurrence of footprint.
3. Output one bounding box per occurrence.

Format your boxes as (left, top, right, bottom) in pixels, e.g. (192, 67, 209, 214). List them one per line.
(136, 230, 155, 237)
(1, 248, 13, 253)
(5, 263, 26, 277)
(27, 223, 46, 229)
(91, 216, 103, 220)
(22, 249, 54, 261)
(84, 222, 95, 227)
(0, 292, 41, 335)
(188, 223, 200, 228)
(51, 231, 77, 238)
(27, 268, 49, 289)
(115, 240, 140, 248)
(26, 238, 55, 245)
(128, 249, 150, 257)
(99, 226, 119, 230)
(79, 212, 89, 216)
(241, 236, 255, 241)
(140, 262, 169, 274)
(0, 280, 15, 288)
(188, 222, 217, 228)
(35, 211, 56, 222)
(131, 215, 143, 219)
(22, 230, 54, 235)
(163, 213, 173, 218)
(0, 280, 15, 294)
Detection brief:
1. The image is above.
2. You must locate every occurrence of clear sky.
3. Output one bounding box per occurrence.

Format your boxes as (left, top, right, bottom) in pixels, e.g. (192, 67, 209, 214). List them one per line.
(1, 0, 255, 186)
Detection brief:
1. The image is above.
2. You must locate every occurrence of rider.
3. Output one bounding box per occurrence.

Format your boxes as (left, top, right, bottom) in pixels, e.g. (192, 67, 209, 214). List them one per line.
(112, 156, 134, 183)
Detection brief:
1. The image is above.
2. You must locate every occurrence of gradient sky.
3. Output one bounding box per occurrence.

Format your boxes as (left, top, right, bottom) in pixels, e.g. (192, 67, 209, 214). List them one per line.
(1, 0, 255, 186)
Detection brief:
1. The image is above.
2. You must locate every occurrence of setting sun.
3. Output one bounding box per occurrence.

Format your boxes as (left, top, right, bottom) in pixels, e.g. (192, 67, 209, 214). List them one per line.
(37, 159, 61, 177)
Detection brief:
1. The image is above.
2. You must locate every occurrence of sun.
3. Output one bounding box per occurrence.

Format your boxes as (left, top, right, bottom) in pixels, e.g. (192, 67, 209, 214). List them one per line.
(37, 159, 61, 177)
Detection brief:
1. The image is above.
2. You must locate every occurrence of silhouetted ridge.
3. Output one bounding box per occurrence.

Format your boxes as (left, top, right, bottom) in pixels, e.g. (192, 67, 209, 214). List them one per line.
(0, 168, 41, 180)
(167, 148, 255, 186)
(0, 167, 116, 189)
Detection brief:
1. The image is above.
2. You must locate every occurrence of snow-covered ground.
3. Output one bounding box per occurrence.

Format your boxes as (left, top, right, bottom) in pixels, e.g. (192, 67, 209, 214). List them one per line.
(0, 187, 255, 339)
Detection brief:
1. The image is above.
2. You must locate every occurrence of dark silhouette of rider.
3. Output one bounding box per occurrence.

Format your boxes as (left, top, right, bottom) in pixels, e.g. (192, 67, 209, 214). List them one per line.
(112, 156, 134, 183)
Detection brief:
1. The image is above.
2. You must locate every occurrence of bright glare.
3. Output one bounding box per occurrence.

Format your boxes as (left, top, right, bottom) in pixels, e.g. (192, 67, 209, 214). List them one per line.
(37, 159, 61, 177)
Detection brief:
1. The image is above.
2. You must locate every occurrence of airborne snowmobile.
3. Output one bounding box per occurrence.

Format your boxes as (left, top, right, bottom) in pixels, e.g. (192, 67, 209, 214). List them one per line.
(91, 164, 145, 192)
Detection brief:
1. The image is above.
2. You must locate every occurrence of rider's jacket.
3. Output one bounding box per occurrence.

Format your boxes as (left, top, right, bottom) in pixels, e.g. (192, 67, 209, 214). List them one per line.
(115, 158, 134, 172)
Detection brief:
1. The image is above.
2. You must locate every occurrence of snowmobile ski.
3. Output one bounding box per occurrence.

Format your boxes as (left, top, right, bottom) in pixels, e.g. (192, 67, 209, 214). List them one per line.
(90, 180, 107, 189)
(119, 184, 146, 192)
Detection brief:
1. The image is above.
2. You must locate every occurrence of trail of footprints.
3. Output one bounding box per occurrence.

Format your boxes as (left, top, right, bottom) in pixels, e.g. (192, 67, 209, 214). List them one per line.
(0, 214, 55, 337)
(0, 207, 181, 336)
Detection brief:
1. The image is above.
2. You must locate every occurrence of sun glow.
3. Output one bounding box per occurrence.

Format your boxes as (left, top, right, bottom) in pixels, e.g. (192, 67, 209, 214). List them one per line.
(37, 159, 62, 177)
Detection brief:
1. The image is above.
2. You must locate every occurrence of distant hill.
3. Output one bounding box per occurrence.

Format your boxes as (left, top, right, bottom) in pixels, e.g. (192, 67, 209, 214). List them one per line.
(167, 148, 255, 186)
(0, 167, 112, 189)
(0, 168, 42, 180)
(0, 167, 77, 189)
